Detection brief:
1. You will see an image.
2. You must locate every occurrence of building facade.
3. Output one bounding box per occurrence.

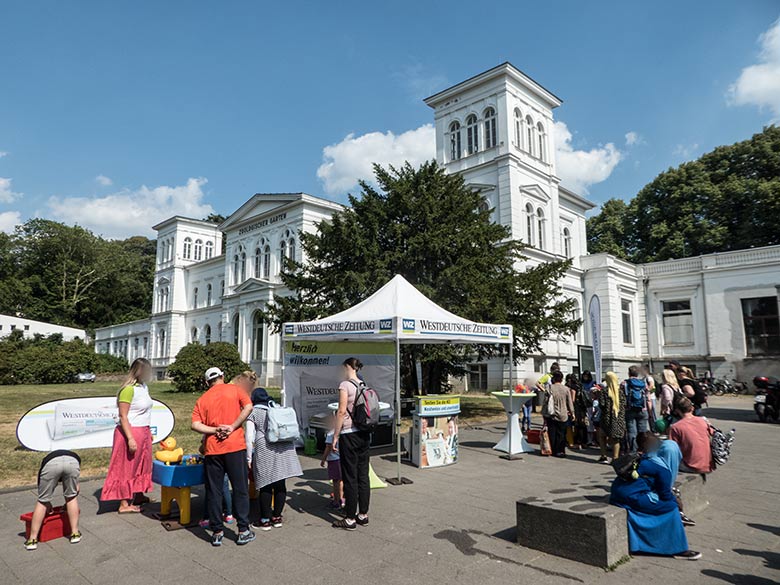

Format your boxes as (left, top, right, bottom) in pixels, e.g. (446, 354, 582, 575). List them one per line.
(95, 63, 780, 387)
(0, 314, 86, 341)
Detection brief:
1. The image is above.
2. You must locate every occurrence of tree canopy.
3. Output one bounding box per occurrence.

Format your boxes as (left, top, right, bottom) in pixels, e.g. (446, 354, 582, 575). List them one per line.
(0, 219, 156, 331)
(263, 161, 580, 392)
(587, 125, 780, 263)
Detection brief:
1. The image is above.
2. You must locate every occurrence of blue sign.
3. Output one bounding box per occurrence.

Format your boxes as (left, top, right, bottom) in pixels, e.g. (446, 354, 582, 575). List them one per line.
(500, 326, 510, 337)
(402, 319, 416, 332)
(380, 319, 392, 332)
(284, 324, 294, 335)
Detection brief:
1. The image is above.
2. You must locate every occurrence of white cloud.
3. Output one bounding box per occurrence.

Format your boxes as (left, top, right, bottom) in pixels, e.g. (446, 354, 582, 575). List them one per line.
(0, 211, 21, 233)
(394, 62, 448, 102)
(317, 124, 435, 196)
(0, 177, 22, 204)
(47, 177, 214, 239)
(729, 18, 780, 117)
(552, 121, 622, 194)
(624, 131, 642, 146)
(95, 174, 113, 187)
(0, 151, 7, 159)
(673, 143, 699, 159)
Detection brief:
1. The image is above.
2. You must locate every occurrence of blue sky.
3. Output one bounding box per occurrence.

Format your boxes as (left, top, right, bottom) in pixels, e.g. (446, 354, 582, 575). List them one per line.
(1, 1, 778, 238)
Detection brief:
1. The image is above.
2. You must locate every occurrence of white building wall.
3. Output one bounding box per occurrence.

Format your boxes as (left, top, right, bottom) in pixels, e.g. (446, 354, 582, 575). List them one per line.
(0, 314, 86, 341)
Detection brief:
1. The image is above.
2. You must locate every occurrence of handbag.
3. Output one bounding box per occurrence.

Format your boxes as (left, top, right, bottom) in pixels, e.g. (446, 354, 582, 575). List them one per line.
(542, 391, 556, 418)
(539, 426, 552, 456)
(265, 400, 300, 443)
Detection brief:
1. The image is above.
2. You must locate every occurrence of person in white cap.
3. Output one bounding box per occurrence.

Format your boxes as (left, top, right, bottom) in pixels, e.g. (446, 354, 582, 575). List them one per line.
(192, 367, 254, 547)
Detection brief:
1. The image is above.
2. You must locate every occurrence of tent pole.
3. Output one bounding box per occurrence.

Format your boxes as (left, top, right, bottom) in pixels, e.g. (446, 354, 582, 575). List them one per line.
(395, 336, 402, 482)
(501, 338, 522, 461)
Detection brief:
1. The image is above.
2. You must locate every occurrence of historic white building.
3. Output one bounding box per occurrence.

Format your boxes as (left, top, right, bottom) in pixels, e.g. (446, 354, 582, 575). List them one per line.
(95, 63, 780, 387)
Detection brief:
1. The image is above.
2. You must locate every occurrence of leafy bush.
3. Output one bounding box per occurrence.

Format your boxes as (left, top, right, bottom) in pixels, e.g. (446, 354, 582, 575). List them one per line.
(0, 334, 128, 385)
(167, 342, 250, 393)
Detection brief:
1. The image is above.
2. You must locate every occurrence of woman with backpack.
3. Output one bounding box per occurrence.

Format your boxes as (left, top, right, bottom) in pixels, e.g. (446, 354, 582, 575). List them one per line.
(245, 388, 302, 531)
(332, 357, 371, 530)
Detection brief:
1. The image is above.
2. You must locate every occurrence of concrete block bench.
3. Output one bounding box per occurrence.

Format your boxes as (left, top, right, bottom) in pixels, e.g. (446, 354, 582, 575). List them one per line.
(515, 470, 708, 568)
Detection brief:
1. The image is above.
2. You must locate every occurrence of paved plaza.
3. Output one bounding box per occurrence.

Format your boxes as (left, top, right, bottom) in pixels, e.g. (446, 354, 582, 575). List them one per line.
(1, 396, 777, 585)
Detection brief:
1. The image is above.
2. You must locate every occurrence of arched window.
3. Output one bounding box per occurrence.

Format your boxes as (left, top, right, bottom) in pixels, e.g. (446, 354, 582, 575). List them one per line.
(206, 283, 213, 306)
(563, 227, 572, 258)
(205, 241, 214, 259)
(194, 239, 203, 261)
(525, 203, 535, 246)
(514, 109, 523, 148)
(263, 245, 271, 279)
(158, 329, 166, 357)
(232, 314, 240, 347)
(477, 198, 489, 214)
(162, 287, 169, 311)
(240, 250, 246, 281)
(287, 237, 296, 263)
(191, 327, 198, 343)
(537, 208, 545, 250)
(466, 114, 479, 155)
(233, 253, 240, 284)
(166, 239, 173, 262)
(254, 246, 262, 277)
(204, 324, 212, 345)
(252, 312, 264, 361)
(484, 107, 497, 149)
(448, 121, 462, 161)
(193, 287, 198, 309)
(216, 321, 222, 341)
(220, 280, 225, 298)
(537, 122, 546, 162)
(526, 116, 535, 156)
(183, 237, 192, 260)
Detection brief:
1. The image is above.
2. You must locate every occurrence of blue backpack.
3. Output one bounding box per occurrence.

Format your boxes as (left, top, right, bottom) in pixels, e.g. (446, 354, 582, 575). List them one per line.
(625, 378, 646, 410)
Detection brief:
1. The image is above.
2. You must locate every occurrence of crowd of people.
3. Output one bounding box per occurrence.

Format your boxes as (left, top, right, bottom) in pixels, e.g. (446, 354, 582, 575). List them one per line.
(532, 360, 718, 561)
(23, 356, 372, 550)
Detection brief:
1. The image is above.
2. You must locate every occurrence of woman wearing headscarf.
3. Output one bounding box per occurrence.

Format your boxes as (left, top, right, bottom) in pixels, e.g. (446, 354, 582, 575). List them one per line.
(610, 435, 700, 560)
(598, 371, 626, 464)
(245, 388, 302, 531)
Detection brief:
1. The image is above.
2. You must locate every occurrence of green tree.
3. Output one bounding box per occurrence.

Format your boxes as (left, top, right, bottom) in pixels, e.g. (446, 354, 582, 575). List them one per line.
(588, 125, 780, 262)
(262, 161, 579, 392)
(167, 342, 250, 393)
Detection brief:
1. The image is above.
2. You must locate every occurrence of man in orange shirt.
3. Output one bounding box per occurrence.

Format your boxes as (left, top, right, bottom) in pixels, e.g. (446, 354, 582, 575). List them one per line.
(192, 367, 254, 547)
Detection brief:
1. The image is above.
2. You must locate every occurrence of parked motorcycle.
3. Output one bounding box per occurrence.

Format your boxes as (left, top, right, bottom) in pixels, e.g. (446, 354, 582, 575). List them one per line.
(711, 378, 747, 396)
(752, 376, 780, 423)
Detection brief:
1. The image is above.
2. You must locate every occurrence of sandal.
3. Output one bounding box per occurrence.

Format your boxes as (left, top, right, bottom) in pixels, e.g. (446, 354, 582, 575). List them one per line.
(332, 518, 356, 531)
(118, 505, 142, 514)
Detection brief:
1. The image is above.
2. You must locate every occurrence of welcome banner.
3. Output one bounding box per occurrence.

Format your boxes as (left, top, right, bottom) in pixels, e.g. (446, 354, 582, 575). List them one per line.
(283, 341, 396, 433)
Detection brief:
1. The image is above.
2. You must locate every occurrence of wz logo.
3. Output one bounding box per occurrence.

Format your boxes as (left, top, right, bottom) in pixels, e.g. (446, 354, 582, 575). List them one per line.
(402, 319, 416, 331)
(379, 319, 392, 331)
(500, 326, 510, 337)
(284, 324, 294, 335)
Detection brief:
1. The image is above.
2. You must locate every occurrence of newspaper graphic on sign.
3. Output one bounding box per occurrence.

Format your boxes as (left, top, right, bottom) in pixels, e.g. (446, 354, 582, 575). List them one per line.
(46, 403, 118, 440)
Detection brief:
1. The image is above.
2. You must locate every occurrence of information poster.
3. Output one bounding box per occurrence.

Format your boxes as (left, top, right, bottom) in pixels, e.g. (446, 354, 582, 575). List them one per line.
(283, 341, 396, 434)
(412, 396, 460, 468)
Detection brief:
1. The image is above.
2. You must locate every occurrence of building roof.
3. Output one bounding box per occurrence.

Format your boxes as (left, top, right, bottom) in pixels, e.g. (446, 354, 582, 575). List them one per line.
(219, 192, 345, 232)
(424, 62, 563, 109)
(558, 185, 597, 211)
(152, 216, 221, 232)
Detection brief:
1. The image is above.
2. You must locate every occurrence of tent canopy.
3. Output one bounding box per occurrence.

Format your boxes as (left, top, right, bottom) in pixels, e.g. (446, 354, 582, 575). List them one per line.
(283, 274, 512, 345)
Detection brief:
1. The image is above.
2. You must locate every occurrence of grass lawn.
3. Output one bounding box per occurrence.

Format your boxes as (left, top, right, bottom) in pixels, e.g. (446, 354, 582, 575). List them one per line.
(0, 381, 505, 489)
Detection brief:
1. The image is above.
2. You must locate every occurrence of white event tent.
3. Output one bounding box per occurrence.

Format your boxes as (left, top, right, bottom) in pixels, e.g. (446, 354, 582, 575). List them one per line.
(282, 274, 515, 481)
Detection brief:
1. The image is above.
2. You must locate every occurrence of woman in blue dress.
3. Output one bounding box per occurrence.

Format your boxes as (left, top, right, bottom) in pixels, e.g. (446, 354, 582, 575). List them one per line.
(610, 438, 701, 560)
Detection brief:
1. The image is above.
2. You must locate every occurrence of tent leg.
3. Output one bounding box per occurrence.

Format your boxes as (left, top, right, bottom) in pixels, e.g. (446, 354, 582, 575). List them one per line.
(386, 337, 411, 485)
(501, 341, 522, 461)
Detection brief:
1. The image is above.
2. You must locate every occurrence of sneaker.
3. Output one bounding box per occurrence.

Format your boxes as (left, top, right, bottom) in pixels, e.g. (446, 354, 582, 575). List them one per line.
(332, 518, 357, 531)
(236, 530, 256, 545)
(674, 550, 702, 560)
(198, 519, 209, 529)
(598, 456, 610, 464)
(69, 532, 82, 544)
(355, 515, 369, 526)
(223, 514, 235, 524)
(211, 531, 224, 547)
(680, 513, 696, 527)
(252, 520, 272, 531)
(271, 516, 283, 528)
(24, 538, 38, 551)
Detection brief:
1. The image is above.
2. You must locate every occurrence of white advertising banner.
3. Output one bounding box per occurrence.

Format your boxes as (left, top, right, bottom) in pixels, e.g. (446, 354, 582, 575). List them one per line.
(283, 341, 396, 432)
(588, 295, 602, 382)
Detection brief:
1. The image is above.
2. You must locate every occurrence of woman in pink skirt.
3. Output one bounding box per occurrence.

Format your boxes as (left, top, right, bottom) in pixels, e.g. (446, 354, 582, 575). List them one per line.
(101, 358, 154, 513)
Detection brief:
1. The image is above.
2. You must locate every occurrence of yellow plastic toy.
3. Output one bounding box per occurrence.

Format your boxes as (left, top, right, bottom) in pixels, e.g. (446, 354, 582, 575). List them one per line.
(155, 436, 183, 465)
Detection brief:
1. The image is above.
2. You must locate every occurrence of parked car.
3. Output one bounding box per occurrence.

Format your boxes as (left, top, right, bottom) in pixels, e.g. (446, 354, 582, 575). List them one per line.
(76, 372, 96, 383)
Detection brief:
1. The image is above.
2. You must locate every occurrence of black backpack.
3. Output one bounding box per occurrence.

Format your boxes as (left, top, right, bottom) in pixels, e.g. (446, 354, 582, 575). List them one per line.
(348, 380, 381, 432)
